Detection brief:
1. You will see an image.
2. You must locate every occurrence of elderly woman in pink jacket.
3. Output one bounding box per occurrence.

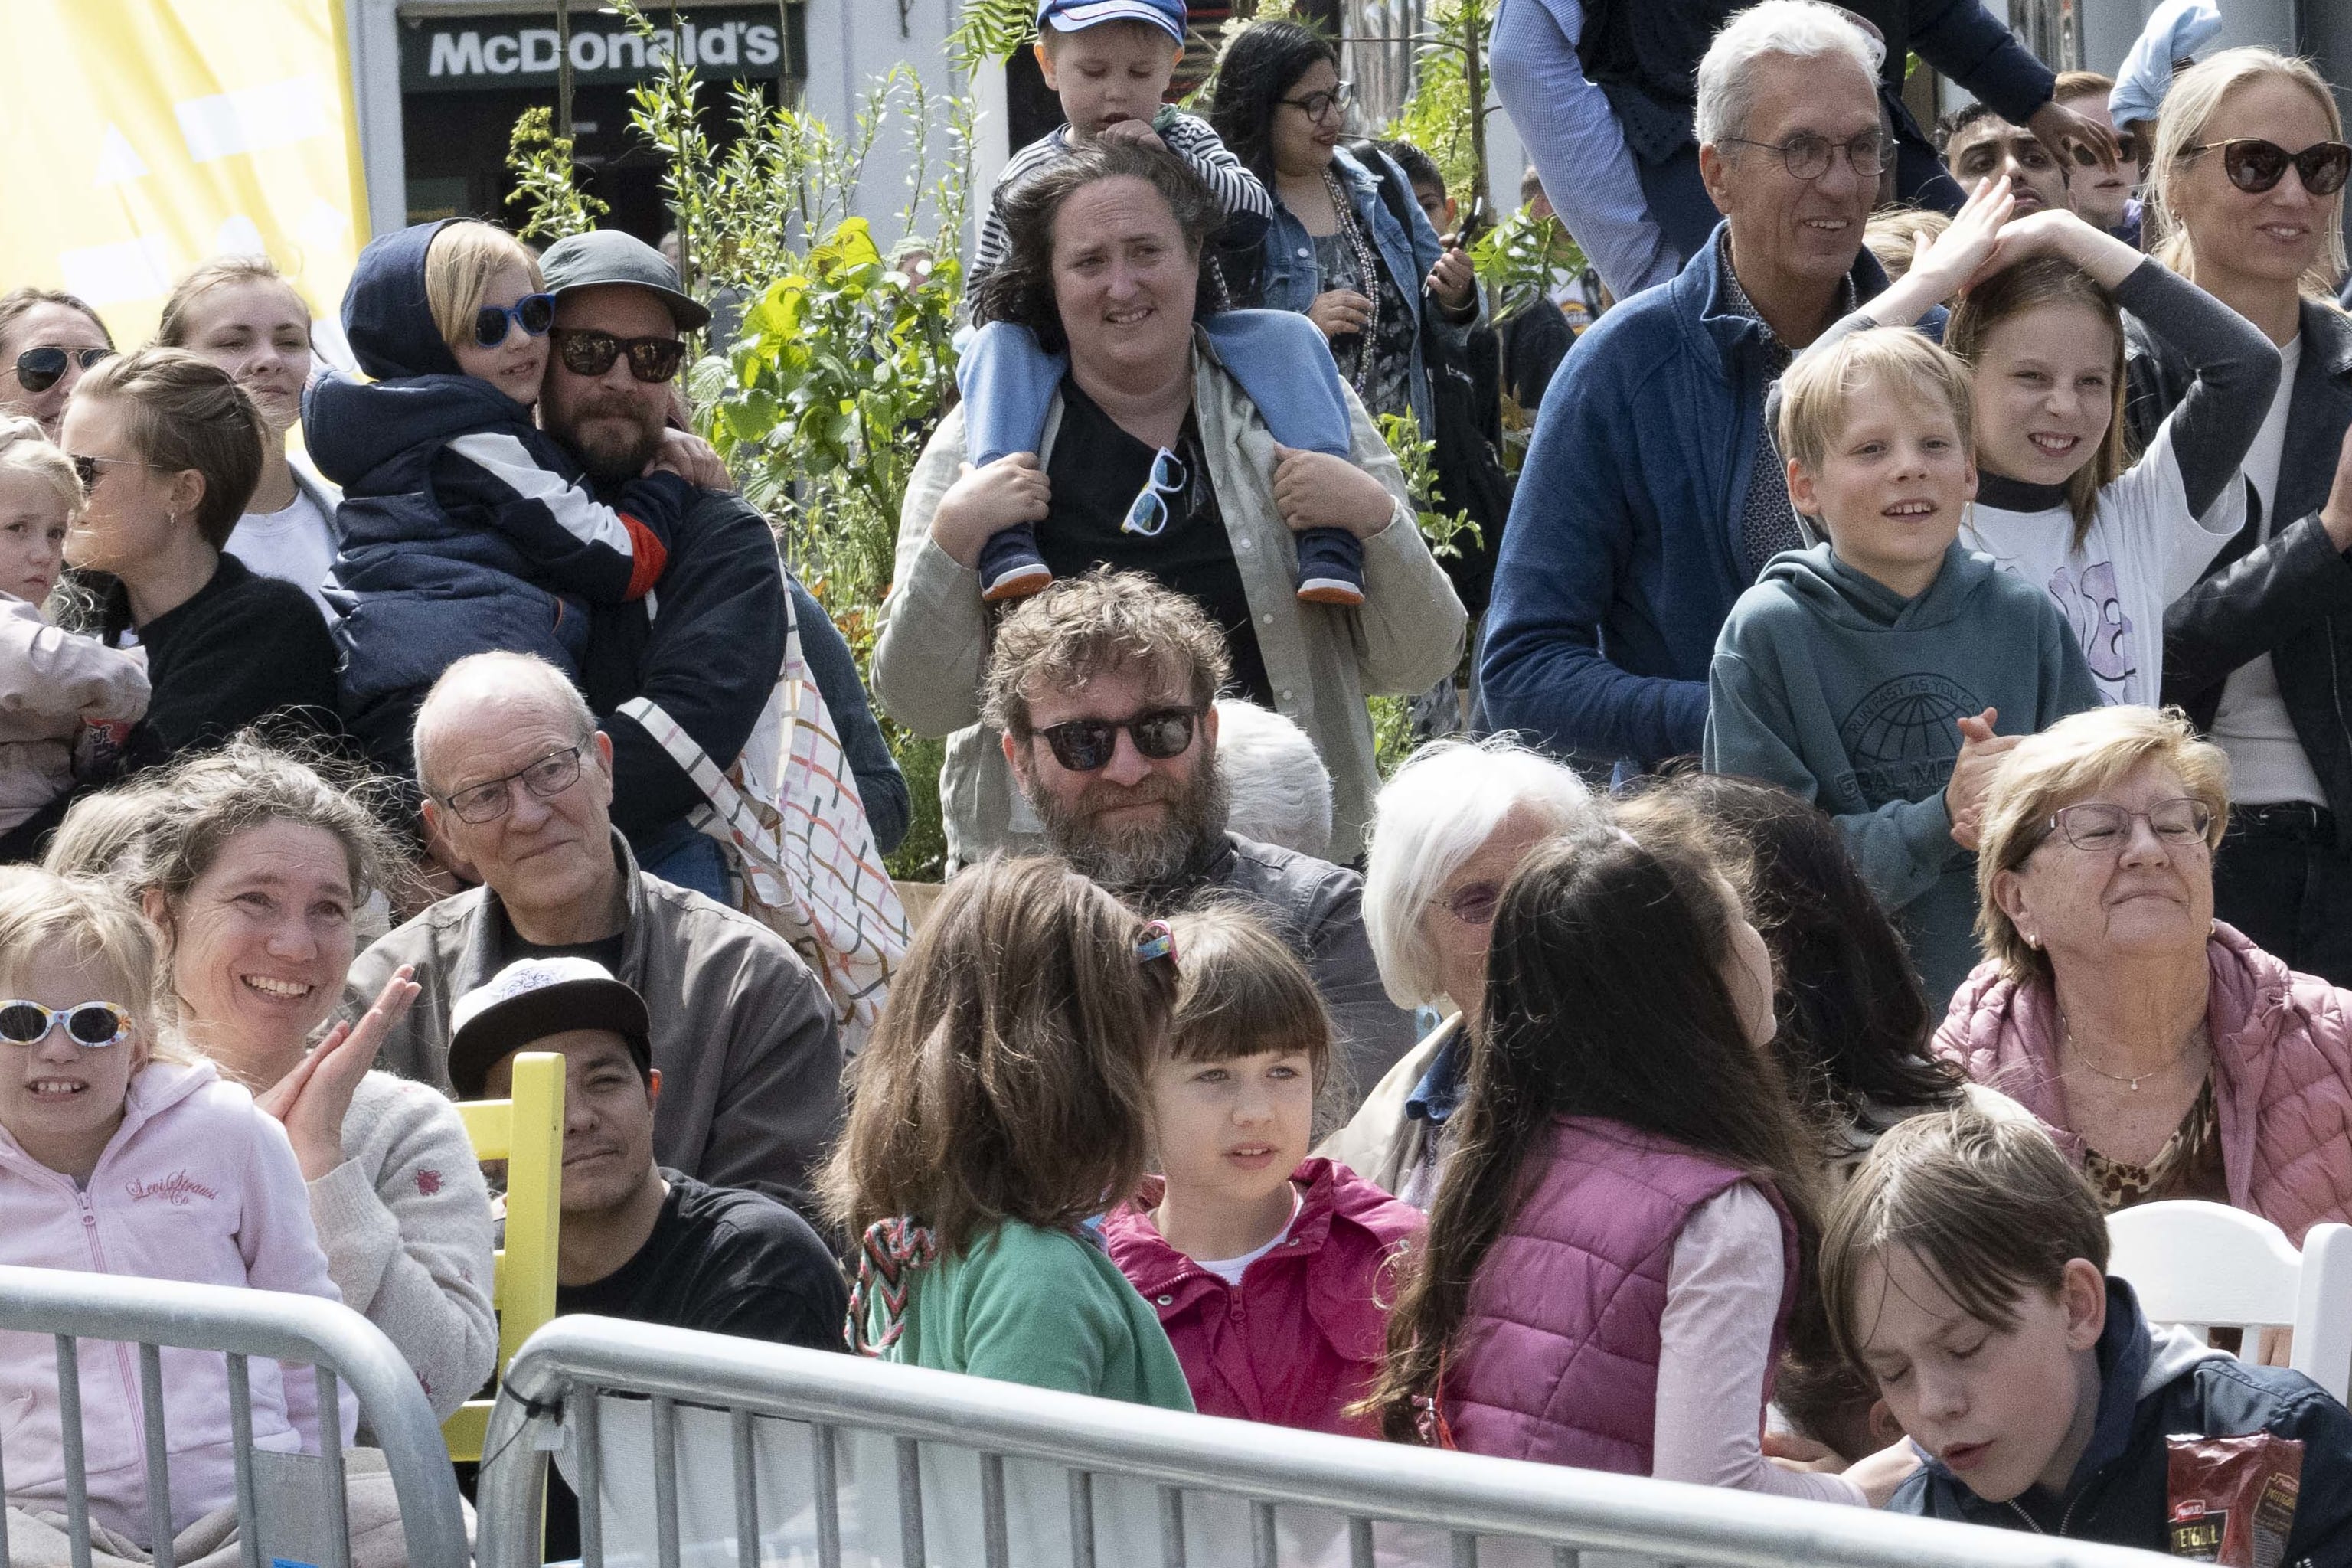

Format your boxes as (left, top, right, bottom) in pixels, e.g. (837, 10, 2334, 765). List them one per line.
(1941, 705, 2352, 1236)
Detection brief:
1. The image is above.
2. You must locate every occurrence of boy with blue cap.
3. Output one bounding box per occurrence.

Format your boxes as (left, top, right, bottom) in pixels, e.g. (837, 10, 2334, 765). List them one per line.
(958, 0, 1370, 607)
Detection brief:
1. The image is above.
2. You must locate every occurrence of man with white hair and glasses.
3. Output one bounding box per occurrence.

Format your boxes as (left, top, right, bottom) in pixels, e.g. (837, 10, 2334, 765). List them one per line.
(348, 650, 844, 1214)
(1483, 1, 1948, 779)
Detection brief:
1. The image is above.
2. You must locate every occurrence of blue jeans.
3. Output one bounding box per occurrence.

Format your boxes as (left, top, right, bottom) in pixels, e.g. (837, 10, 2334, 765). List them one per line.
(635, 816, 731, 903)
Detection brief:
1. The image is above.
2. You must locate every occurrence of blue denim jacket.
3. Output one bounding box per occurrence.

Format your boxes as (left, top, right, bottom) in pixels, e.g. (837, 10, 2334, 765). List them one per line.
(1259, 145, 1478, 434)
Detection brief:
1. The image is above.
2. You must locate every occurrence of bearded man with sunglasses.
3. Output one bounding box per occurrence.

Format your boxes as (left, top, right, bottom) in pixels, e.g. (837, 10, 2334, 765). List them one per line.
(535, 230, 908, 899)
(983, 570, 1418, 1101)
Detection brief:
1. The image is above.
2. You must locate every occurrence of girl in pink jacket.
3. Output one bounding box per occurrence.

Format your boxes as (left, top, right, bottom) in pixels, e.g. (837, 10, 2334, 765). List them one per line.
(0, 420, 148, 860)
(1361, 820, 1917, 1503)
(0, 871, 353, 1548)
(1102, 907, 1423, 1436)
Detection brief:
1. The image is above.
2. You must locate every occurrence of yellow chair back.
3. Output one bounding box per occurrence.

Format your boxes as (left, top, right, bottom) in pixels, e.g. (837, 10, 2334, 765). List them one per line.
(444, 1050, 564, 1462)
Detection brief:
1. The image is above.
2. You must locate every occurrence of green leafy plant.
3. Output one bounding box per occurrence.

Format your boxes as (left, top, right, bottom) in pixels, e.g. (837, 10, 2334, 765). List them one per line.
(1379, 0, 1497, 216)
(948, 0, 1036, 70)
(1375, 409, 1478, 564)
(504, 108, 609, 240)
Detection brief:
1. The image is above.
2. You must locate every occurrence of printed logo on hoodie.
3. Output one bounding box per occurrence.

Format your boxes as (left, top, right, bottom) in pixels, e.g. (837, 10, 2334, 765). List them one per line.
(126, 1171, 219, 1207)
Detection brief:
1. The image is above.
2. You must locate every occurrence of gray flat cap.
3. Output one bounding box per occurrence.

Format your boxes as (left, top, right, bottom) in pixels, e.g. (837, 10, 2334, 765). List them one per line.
(539, 229, 711, 332)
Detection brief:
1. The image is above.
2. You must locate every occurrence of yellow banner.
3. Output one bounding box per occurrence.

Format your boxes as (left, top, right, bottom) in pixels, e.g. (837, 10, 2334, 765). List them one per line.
(0, 1, 368, 357)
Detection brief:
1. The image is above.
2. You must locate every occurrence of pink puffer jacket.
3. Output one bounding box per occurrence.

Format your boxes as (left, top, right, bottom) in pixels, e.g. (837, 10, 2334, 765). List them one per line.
(1936, 923, 2352, 1242)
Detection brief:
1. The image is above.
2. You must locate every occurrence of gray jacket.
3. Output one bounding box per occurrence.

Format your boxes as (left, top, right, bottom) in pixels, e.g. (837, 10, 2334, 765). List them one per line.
(1133, 832, 1419, 1108)
(348, 831, 844, 1212)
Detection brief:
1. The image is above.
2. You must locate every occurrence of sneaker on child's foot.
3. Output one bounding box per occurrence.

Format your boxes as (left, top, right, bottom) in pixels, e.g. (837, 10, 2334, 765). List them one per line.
(1295, 577, 1367, 606)
(1293, 525, 1367, 607)
(978, 524, 1054, 603)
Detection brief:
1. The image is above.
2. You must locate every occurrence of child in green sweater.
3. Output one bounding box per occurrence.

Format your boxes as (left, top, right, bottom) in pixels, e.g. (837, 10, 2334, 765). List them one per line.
(825, 856, 1193, 1410)
(1704, 326, 2098, 1002)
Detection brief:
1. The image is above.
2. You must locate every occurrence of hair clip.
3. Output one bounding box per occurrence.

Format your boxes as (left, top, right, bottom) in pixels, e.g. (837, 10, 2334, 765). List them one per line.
(1135, 920, 1177, 965)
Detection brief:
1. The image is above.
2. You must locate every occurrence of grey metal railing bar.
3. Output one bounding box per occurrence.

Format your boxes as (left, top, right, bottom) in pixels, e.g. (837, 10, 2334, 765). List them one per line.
(475, 1317, 2171, 1568)
(1555, 1547, 1582, 1568)
(1158, 1483, 1185, 1568)
(54, 1334, 90, 1568)
(577, 1378, 605, 1568)
(139, 1341, 174, 1568)
(315, 1366, 353, 1568)
(0, 1264, 466, 1568)
(895, 1435, 925, 1568)
(1351, 1516, 1376, 1568)
(1065, 1468, 1095, 1568)
(226, 1354, 260, 1568)
(1453, 1530, 1479, 1568)
(0, 1364, 11, 1568)
(809, 1419, 841, 1568)
(730, 1407, 757, 1568)
(652, 1395, 681, 1568)
(978, 1450, 1008, 1568)
(1251, 1498, 1279, 1568)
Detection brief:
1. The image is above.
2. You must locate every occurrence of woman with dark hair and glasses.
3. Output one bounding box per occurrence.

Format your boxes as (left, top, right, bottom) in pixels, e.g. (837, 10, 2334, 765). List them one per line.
(2126, 49, 2352, 990)
(1943, 704, 2352, 1236)
(874, 139, 1465, 870)
(302, 218, 699, 785)
(1207, 19, 1479, 436)
(0, 287, 113, 443)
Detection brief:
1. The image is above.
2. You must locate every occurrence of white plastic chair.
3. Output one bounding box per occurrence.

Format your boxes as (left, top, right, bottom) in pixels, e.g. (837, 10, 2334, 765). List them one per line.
(2105, 1199, 2352, 1401)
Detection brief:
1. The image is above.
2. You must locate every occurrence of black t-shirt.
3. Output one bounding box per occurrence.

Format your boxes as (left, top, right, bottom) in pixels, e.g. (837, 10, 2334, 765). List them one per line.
(1038, 377, 1274, 709)
(555, 1170, 847, 1345)
(543, 1171, 847, 1560)
(495, 916, 626, 975)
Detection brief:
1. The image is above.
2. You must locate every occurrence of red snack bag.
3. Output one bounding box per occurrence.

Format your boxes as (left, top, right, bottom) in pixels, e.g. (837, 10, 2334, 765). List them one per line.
(2167, 1433, 2304, 1568)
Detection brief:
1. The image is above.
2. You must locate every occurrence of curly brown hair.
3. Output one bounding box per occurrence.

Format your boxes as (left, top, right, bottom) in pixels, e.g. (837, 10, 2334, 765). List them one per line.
(819, 855, 1178, 1256)
(981, 567, 1231, 740)
(967, 139, 1227, 354)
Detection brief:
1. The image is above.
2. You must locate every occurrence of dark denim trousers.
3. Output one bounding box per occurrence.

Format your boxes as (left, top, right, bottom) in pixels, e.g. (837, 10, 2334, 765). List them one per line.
(2213, 805, 2352, 990)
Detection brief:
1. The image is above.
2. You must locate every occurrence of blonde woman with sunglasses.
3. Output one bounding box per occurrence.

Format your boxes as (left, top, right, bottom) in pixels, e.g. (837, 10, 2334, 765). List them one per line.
(2128, 47, 2352, 988)
(0, 287, 112, 443)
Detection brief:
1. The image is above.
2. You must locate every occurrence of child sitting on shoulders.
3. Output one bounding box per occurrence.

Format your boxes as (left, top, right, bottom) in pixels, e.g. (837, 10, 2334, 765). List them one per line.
(1826, 1107, 2352, 1556)
(1102, 906, 1422, 1436)
(1704, 322, 2099, 1001)
(825, 856, 1193, 1410)
(0, 420, 148, 861)
(957, 0, 1364, 606)
(0, 873, 354, 1549)
(306, 218, 696, 775)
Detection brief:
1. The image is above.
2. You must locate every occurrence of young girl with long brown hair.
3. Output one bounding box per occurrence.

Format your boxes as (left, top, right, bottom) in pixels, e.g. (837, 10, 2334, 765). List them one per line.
(1360, 818, 1913, 1502)
(824, 855, 1192, 1408)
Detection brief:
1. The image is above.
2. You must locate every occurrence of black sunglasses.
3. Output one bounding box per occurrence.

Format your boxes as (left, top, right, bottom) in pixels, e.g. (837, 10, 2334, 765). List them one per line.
(2187, 137, 2352, 197)
(1033, 707, 1202, 773)
(10, 346, 113, 394)
(473, 292, 557, 348)
(552, 327, 685, 384)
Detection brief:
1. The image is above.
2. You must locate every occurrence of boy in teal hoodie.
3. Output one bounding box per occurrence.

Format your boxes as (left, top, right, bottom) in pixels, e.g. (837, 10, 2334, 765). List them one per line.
(1704, 328, 2098, 1001)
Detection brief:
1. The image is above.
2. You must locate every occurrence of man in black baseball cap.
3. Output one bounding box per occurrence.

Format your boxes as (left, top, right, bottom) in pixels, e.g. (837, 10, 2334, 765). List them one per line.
(450, 955, 846, 1559)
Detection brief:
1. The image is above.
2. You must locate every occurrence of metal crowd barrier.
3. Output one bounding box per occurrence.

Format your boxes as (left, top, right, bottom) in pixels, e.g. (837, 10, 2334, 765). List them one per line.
(476, 1315, 2171, 1568)
(0, 1263, 469, 1568)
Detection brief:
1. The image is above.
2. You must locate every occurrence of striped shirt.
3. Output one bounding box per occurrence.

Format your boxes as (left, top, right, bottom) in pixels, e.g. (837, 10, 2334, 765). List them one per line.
(971, 111, 1274, 287)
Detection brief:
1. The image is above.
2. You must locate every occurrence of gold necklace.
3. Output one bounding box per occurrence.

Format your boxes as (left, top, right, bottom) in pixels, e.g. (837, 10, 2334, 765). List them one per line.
(2061, 1016, 2203, 1093)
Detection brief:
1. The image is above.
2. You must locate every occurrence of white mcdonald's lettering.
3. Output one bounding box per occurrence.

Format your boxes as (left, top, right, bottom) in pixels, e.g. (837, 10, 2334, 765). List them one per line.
(520, 29, 562, 70)
(427, 31, 485, 77)
(697, 21, 739, 66)
(482, 34, 521, 74)
(744, 24, 779, 65)
(569, 31, 608, 70)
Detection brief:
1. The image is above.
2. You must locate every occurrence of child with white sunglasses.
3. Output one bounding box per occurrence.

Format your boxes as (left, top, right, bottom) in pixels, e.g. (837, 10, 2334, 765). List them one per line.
(0, 872, 354, 1551)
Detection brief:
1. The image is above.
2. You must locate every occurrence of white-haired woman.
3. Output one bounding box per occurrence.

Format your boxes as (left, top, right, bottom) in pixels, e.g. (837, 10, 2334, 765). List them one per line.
(2129, 48, 2352, 989)
(1214, 697, 1334, 861)
(1318, 737, 1606, 1202)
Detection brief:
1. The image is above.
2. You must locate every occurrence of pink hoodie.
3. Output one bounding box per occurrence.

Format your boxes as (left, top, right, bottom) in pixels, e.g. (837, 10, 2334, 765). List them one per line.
(1102, 1158, 1423, 1437)
(0, 1058, 358, 1547)
(1936, 923, 2352, 1243)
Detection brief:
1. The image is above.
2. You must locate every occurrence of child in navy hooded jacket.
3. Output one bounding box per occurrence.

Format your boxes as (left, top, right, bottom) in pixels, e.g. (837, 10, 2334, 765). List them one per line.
(305, 219, 691, 776)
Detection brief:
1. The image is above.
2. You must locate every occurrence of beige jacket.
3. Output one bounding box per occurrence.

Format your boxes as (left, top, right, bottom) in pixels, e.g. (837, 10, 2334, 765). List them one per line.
(1317, 1012, 1460, 1200)
(871, 329, 1467, 867)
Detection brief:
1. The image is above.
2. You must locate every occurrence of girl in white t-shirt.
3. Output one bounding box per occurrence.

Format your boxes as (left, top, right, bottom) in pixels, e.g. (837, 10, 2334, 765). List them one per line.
(155, 257, 340, 622)
(0, 421, 148, 860)
(1838, 186, 2278, 707)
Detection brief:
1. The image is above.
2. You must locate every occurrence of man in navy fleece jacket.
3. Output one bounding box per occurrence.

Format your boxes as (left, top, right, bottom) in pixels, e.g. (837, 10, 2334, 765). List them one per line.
(1480, 2, 1935, 771)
